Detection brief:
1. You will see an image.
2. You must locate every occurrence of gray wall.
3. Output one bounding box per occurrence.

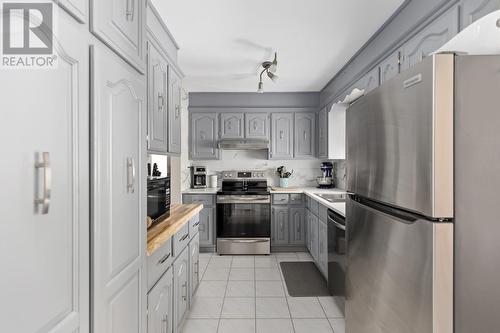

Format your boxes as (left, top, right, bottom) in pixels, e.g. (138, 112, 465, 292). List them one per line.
(189, 92, 320, 109)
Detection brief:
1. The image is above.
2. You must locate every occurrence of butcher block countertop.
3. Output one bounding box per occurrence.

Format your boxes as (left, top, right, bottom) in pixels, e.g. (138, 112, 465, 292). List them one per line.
(147, 203, 203, 256)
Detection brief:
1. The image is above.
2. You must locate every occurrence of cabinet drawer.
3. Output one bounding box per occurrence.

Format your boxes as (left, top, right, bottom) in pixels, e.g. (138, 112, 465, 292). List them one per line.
(147, 237, 173, 291)
(183, 194, 214, 206)
(318, 204, 328, 222)
(173, 223, 190, 257)
(273, 194, 289, 205)
(289, 194, 303, 206)
(189, 214, 200, 238)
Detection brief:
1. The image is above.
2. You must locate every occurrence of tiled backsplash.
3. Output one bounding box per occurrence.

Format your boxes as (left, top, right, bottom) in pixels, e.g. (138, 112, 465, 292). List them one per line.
(182, 150, 327, 190)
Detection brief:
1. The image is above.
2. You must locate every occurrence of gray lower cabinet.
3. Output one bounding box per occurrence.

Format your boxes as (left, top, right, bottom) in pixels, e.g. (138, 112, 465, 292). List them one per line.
(190, 112, 219, 160)
(272, 207, 290, 245)
(220, 112, 244, 139)
(461, 0, 500, 29)
(290, 208, 306, 245)
(294, 112, 316, 158)
(168, 67, 182, 154)
(0, 13, 90, 332)
(317, 107, 328, 158)
(310, 214, 319, 261)
(270, 112, 294, 159)
(147, 269, 173, 333)
(245, 112, 270, 139)
(199, 207, 216, 249)
(147, 41, 168, 153)
(401, 5, 459, 70)
(379, 50, 401, 84)
(91, 44, 147, 333)
(189, 233, 200, 299)
(318, 220, 328, 276)
(90, 0, 146, 73)
(173, 247, 190, 333)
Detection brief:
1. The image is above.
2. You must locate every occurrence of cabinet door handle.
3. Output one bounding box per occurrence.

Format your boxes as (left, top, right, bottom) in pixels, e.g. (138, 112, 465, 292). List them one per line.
(253, 121, 257, 130)
(194, 261, 199, 275)
(279, 130, 284, 139)
(175, 105, 180, 118)
(35, 152, 51, 214)
(158, 253, 171, 265)
(304, 131, 307, 141)
(192, 221, 200, 227)
(182, 282, 187, 301)
(162, 314, 168, 333)
(127, 158, 135, 193)
(126, 0, 135, 21)
(158, 93, 164, 112)
(280, 221, 284, 233)
(180, 233, 189, 241)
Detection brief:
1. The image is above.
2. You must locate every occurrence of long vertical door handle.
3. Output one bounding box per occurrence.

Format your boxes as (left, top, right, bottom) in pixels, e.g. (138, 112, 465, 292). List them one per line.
(126, 158, 135, 193)
(35, 152, 51, 214)
(175, 105, 181, 118)
(131, 158, 136, 193)
(304, 131, 307, 141)
(126, 0, 135, 21)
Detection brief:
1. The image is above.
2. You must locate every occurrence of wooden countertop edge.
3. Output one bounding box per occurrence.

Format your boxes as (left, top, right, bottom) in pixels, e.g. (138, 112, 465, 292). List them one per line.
(147, 203, 203, 256)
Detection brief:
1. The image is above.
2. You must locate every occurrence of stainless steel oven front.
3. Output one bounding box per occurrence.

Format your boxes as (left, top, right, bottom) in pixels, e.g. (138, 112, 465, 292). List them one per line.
(216, 194, 271, 255)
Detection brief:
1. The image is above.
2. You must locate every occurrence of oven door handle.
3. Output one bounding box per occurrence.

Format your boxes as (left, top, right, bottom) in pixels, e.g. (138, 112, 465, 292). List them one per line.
(328, 217, 346, 231)
(222, 239, 269, 243)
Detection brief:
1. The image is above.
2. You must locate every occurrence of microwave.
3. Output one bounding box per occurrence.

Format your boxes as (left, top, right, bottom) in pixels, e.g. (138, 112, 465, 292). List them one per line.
(147, 177, 171, 227)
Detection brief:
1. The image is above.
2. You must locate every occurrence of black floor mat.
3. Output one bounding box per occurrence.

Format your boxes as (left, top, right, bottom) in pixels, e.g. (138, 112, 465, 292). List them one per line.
(280, 261, 331, 297)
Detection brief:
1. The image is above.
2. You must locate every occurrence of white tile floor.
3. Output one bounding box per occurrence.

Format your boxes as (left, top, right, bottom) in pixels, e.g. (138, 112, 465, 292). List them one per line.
(181, 252, 345, 333)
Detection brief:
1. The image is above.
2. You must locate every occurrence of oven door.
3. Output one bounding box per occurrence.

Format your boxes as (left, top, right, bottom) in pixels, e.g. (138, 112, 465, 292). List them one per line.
(216, 195, 271, 238)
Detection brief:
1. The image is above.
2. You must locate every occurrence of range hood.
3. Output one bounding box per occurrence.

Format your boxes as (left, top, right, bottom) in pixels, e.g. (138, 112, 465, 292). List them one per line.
(218, 138, 269, 150)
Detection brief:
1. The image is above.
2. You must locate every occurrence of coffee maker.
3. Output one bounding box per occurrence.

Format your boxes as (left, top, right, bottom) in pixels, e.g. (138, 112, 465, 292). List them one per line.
(190, 166, 207, 189)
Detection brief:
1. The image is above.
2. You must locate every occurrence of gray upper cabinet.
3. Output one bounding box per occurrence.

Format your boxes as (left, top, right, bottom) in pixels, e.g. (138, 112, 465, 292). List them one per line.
(56, 0, 87, 23)
(379, 50, 401, 84)
(317, 107, 328, 159)
(461, 0, 500, 29)
(147, 41, 168, 153)
(0, 13, 90, 332)
(90, 0, 146, 73)
(353, 66, 380, 94)
(270, 113, 294, 159)
(272, 207, 290, 245)
(147, 268, 173, 333)
(190, 112, 219, 160)
(220, 113, 244, 139)
(199, 207, 215, 248)
(401, 5, 459, 70)
(290, 208, 306, 245)
(294, 112, 316, 158)
(168, 68, 182, 154)
(91, 44, 147, 333)
(245, 112, 270, 139)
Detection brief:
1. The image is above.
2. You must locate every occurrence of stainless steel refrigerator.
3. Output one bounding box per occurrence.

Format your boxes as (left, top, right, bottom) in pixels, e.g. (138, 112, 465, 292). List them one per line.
(346, 53, 500, 333)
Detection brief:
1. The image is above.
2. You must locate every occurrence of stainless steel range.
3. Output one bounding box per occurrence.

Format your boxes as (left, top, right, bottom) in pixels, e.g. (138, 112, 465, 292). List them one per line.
(216, 170, 271, 255)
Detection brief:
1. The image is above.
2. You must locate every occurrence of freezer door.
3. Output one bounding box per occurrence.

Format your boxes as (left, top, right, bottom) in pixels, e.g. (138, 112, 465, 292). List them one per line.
(346, 196, 453, 333)
(346, 54, 454, 218)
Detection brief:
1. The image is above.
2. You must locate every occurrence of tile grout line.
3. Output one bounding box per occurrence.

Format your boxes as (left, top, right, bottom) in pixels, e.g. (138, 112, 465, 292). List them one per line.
(216, 255, 232, 333)
(277, 255, 298, 333)
(317, 296, 336, 333)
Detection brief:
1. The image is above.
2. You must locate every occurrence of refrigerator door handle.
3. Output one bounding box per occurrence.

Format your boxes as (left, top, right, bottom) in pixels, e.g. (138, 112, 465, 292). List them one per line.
(350, 194, 423, 224)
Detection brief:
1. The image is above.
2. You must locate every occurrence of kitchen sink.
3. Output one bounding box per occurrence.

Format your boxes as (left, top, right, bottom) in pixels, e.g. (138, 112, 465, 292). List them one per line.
(314, 193, 346, 203)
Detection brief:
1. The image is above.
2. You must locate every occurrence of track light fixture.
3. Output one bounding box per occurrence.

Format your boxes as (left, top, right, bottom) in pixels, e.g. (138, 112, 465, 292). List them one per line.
(257, 52, 278, 93)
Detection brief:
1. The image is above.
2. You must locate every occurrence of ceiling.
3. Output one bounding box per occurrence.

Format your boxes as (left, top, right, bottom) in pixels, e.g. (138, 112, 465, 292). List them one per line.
(152, 0, 405, 93)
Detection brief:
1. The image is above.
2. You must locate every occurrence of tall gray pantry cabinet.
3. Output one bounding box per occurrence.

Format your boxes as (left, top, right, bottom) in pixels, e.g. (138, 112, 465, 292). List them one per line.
(91, 44, 147, 333)
(0, 9, 90, 333)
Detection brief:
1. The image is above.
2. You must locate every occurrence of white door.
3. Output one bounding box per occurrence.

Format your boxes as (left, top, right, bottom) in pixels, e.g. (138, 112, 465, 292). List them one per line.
(0, 11, 89, 333)
(90, 0, 146, 73)
(91, 44, 147, 333)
